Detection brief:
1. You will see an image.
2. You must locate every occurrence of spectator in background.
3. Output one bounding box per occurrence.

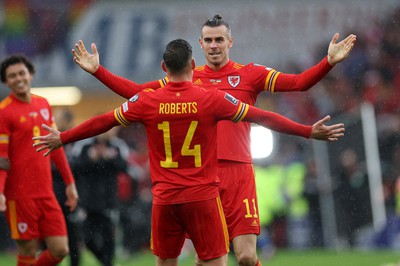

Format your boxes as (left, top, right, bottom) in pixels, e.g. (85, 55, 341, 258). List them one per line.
(72, 127, 129, 266)
(117, 124, 152, 255)
(52, 108, 83, 266)
(0, 55, 79, 266)
(335, 148, 372, 247)
(303, 159, 324, 248)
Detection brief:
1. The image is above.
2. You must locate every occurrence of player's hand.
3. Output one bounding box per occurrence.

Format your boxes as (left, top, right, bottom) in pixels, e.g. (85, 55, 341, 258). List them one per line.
(65, 183, 79, 212)
(327, 33, 356, 66)
(311, 115, 345, 141)
(32, 124, 63, 157)
(72, 40, 100, 74)
(0, 193, 6, 211)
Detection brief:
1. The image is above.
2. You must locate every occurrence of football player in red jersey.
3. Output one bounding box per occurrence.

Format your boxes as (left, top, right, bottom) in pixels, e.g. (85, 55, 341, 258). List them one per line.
(35, 39, 344, 266)
(0, 55, 79, 266)
(71, 14, 355, 266)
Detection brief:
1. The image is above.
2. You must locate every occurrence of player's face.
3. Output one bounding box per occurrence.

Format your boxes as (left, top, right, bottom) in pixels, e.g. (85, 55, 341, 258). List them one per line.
(199, 25, 233, 70)
(5, 63, 33, 98)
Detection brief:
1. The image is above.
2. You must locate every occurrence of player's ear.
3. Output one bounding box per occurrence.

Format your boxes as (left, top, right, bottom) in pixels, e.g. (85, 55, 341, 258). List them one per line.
(228, 36, 233, 49)
(198, 37, 204, 49)
(161, 61, 167, 73)
(191, 58, 195, 69)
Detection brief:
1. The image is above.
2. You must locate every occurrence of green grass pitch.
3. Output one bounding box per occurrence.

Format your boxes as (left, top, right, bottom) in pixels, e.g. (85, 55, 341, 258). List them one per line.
(0, 249, 400, 266)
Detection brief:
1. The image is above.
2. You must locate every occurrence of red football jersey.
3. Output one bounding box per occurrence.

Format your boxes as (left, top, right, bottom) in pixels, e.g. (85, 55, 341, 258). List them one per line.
(0, 94, 73, 199)
(114, 81, 249, 205)
(93, 56, 331, 164)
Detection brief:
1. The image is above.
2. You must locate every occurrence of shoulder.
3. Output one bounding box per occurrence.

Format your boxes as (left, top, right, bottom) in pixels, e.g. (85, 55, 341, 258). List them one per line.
(0, 96, 13, 110)
(243, 62, 272, 72)
(31, 94, 51, 106)
(194, 65, 206, 73)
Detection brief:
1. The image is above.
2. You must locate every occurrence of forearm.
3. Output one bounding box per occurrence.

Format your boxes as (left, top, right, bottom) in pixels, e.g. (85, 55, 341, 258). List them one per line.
(0, 170, 6, 193)
(61, 111, 120, 144)
(275, 56, 333, 92)
(93, 65, 161, 99)
(244, 106, 312, 138)
(50, 149, 75, 185)
(93, 65, 140, 98)
(0, 158, 9, 193)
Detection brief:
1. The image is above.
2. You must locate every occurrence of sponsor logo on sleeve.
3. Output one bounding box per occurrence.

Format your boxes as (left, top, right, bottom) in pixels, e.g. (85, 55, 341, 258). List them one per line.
(129, 94, 139, 103)
(122, 102, 129, 113)
(224, 93, 239, 105)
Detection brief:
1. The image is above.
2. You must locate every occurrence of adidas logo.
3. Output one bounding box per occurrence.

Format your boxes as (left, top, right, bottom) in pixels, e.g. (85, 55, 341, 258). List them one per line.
(251, 220, 258, 227)
(194, 79, 202, 84)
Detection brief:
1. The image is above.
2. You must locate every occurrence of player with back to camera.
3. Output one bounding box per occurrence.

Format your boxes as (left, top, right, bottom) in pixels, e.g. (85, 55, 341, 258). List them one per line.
(34, 39, 345, 266)
(71, 15, 355, 265)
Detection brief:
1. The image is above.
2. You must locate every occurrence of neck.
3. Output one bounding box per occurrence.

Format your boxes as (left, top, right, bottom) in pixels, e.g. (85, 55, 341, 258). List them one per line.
(13, 92, 31, 103)
(206, 59, 229, 71)
(168, 71, 193, 83)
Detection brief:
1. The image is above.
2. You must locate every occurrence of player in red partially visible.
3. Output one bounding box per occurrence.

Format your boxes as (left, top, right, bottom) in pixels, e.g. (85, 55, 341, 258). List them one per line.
(71, 17, 355, 265)
(0, 55, 79, 266)
(35, 39, 344, 266)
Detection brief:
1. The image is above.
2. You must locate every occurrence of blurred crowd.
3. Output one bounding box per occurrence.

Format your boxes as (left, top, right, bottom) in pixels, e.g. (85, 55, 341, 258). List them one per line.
(0, 5, 400, 265)
(253, 6, 400, 253)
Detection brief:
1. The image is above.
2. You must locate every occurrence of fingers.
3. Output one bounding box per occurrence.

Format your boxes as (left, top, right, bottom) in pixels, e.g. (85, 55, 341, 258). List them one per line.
(76, 40, 86, 54)
(331, 33, 339, 44)
(40, 124, 52, 132)
(91, 43, 98, 55)
(44, 150, 52, 157)
(315, 115, 331, 127)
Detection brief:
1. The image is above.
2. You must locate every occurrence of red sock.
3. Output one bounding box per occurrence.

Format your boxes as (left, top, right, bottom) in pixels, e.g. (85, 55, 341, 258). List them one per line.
(255, 260, 262, 266)
(17, 255, 36, 266)
(35, 250, 63, 266)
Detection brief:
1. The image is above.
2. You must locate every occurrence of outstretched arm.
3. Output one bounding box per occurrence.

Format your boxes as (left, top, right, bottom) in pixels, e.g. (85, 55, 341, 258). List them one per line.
(72, 40, 163, 99)
(243, 105, 345, 141)
(274, 33, 356, 92)
(33, 111, 120, 156)
(327, 33, 356, 66)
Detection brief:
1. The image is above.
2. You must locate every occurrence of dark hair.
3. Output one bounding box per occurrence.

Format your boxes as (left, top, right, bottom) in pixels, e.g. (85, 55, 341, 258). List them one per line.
(162, 39, 192, 74)
(0, 55, 35, 83)
(201, 14, 231, 36)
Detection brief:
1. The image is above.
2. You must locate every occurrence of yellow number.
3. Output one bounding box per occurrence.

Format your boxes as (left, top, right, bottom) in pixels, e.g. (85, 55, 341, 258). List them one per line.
(158, 121, 178, 168)
(33, 125, 41, 143)
(158, 121, 201, 168)
(181, 121, 201, 167)
(243, 198, 258, 218)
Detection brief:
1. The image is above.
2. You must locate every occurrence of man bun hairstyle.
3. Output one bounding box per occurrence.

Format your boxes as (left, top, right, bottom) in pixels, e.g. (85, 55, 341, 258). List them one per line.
(201, 14, 231, 36)
(163, 39, 192, 74)
(0, 55, 35, 83)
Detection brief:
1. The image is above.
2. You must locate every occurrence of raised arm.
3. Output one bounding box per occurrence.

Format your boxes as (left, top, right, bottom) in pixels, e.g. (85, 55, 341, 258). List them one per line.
(33, 111, 120, 156)
(274, 33, 356, 92)
(72, 40, 162, 99)
(243, 105, 345, 141)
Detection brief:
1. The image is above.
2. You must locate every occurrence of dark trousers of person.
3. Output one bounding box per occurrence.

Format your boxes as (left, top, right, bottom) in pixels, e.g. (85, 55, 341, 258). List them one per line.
(83, 210, 115, 266)
(65, 209, 82, 266)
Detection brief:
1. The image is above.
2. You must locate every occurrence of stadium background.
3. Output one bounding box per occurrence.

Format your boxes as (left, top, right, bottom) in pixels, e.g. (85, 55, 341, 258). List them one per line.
(1, 0, 400, 264)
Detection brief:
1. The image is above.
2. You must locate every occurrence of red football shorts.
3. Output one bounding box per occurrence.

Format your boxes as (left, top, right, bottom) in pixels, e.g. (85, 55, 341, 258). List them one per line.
(218, 162, 260, 240)
(151, 197, 229, 261)
(5, 197, 67, 240)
